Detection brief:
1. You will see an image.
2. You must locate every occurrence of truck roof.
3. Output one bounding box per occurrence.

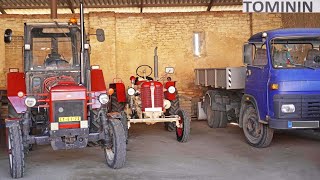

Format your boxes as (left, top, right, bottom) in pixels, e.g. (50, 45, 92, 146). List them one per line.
(249, 28, 320, 42)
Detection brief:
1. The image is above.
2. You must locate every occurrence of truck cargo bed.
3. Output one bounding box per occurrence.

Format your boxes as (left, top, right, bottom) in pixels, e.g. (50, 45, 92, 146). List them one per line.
(194, 67, 246, 90)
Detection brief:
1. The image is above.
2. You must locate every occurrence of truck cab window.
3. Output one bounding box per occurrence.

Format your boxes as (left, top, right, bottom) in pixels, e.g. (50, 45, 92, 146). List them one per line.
(253, 48, 267, 66)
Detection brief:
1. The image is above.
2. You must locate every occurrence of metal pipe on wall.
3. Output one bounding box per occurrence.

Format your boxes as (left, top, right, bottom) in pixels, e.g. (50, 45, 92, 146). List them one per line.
(50, 0, 58, 19)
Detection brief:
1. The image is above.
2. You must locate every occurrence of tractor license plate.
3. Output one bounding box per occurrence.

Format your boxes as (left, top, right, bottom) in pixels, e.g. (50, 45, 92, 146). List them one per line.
(288, 121, 319, 128)
(58, 116, 81, 122)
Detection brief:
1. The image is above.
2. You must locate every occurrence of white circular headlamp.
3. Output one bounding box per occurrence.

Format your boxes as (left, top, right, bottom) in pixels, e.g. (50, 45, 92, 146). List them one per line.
(128, 88, 135, 96)
(25, 96, 36, 107)
(98, 93, 109, 104)
(168, 86, 176, 94)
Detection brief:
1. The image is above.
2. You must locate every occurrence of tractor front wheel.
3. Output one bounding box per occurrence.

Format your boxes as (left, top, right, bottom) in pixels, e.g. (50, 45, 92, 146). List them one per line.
(7, 124, 25, 178)
(176, 109, 190, 143)
(104, 119, 126, 169)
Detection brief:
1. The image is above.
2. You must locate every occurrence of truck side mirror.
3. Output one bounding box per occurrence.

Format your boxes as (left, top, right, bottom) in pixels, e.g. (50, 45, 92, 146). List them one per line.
(96, 29, 105, 42)
(243, 43, 254, 65)
(4, 29, 13, 43)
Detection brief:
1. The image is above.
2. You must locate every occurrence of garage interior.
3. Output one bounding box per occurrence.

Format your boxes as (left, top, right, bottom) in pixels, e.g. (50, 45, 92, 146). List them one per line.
(0, 0, 320, 179)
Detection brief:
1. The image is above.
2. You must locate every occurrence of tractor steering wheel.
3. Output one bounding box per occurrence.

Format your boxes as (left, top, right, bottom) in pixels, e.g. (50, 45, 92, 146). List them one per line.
(136, 65, 153, 78)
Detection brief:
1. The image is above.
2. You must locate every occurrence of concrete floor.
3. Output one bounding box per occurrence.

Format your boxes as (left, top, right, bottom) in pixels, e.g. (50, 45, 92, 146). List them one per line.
(0, 121, 320, 180)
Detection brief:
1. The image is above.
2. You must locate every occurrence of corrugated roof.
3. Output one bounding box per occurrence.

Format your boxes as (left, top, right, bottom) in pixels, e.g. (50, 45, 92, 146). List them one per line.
(0, 0, 242, 14)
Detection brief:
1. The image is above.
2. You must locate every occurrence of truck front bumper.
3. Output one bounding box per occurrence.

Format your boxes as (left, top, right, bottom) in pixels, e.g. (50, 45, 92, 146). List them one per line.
(269, 119, 320, 129)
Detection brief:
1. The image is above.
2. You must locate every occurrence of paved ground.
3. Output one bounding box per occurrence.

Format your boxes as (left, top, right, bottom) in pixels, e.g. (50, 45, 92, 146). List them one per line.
(0, 121, 320, 180)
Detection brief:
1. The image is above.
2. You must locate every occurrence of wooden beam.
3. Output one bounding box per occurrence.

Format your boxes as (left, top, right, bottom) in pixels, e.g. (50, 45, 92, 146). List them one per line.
(66, 0, 75, 13)
(0, 5, 7, 14)
(207, 0, 215, 11)
(140, 0, 143, 13)
(50, 0, 57, 19)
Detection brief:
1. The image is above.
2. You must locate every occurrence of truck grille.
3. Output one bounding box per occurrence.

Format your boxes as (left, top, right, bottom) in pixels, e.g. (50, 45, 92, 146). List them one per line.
(53, 100, 85, 122)
(302, 96, 320, 118)
(140, 81, 163, 111)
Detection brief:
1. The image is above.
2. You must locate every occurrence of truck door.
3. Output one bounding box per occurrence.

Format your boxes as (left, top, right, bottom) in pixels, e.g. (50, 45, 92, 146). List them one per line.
(244, 44, 269, 121)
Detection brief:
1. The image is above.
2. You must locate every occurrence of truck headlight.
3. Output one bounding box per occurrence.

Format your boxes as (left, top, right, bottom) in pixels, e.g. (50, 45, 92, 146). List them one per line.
(128, 87, 135, 96)
(98, 93, 109, 104)
(168, 86, 176, 94)
(25, 96, 36, 107)
(281, 104, 295, 113)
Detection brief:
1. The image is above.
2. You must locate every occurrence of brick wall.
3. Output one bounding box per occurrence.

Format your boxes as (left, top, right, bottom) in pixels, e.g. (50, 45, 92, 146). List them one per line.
(0, 12, 283, 92)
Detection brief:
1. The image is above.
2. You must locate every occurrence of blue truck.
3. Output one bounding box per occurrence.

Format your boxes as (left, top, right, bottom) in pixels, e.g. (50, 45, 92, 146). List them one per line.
(195, 28, 320, 148)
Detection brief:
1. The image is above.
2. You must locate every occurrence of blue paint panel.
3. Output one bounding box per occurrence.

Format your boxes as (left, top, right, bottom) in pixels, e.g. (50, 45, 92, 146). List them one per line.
(288, 121, 292, 128)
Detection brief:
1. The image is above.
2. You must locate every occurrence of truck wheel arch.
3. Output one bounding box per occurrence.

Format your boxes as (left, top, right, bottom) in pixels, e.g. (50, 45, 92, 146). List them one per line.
(239, 95, 261, 128)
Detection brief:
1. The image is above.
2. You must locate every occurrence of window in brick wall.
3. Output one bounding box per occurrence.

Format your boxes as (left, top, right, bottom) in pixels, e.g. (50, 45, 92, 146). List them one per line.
(193, 32, 204, 57)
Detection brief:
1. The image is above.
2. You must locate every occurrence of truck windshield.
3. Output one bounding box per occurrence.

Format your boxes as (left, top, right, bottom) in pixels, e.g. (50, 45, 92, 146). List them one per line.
(30, 27, 80, 71)
(271, 37, 320, 69)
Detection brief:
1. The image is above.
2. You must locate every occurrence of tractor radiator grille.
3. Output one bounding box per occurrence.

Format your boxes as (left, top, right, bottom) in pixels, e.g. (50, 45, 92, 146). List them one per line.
(53, 100, 85, 123)
(141, 82, 163, 111)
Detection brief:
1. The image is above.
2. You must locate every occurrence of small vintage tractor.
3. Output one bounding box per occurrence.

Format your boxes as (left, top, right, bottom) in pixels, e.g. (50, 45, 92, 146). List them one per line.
(110, 47, 190, 142)
(4, 2, 126, 179)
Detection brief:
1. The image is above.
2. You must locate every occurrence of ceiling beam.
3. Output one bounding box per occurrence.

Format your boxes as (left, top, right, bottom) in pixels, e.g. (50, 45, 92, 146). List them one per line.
(66, 0, 75, 13)
(1, 2, 243, 9)
(0, 5, 7, 14)
(207, 0, 215, 11)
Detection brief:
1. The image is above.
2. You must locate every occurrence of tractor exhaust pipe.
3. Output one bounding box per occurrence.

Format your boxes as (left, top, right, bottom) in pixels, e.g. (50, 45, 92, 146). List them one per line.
(79, 0, 85, 85)
(154, 47, 158, 81)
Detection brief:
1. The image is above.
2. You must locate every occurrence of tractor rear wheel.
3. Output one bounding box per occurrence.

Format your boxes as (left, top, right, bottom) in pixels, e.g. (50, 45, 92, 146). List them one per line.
(104, 119, 126, 169)
(111, 93, 125, 113)
(176, 109, 190, 143)
(165, 95, 180, 132)
(242, 105, 274, 148)
(89, 110, 100, 133)
(7, 124, 25, 178)
(8, 102, 21, 119)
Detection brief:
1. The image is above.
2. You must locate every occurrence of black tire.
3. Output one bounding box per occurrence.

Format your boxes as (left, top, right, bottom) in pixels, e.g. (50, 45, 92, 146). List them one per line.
(120, 111, 129, 144)
(206, 106, 220, 128)
(8, 103, 20, 119)
(176, 109, 190, 143)
(104, 119, 126, 169)
(165, 95, 180, 132)
(7, 124, 25, 179)
(89, 110, 100, 133)
(219, 111, 228, 128)
(242, 105, 274, 148)
(111, 94, 125, 113)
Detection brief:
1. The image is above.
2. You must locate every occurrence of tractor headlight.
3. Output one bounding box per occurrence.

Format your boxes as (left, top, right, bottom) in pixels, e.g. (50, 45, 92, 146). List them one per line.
(128, 87, 135, 96)
(98, 93, 109, 104)
(168, 86, 176, 94)
(281, 104, 295, 113)
(25, 96, 36, 107)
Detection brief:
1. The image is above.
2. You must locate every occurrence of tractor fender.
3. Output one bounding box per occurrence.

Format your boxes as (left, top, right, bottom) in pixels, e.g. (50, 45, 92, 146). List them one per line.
(239, 94, 267, 128)
(90, 69, 107, 109)
(7, 72, 27, 113)
(109, 83, 126, 103)
(205, 90, 228, 112)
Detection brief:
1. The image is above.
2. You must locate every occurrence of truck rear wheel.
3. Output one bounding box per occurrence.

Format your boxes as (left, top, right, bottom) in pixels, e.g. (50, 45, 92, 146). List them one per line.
(7, 124, 25, 179)
(104, 119, 126, 169)
(176, 109, 190, 143)
(206, 106, 227, 128)
(242, 105, 274, 148)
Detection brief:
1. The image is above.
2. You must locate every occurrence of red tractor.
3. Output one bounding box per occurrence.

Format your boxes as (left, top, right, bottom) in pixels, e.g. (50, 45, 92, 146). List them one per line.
(110, 47, 190, 142)
(4, 3, 126, 179)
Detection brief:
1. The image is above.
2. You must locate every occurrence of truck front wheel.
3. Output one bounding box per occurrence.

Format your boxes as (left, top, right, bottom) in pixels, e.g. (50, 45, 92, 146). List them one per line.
(242, 105, 274, 148)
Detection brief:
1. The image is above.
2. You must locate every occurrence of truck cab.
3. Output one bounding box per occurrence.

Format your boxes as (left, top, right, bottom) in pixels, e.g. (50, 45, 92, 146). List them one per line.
(241, 28, 320, 146)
